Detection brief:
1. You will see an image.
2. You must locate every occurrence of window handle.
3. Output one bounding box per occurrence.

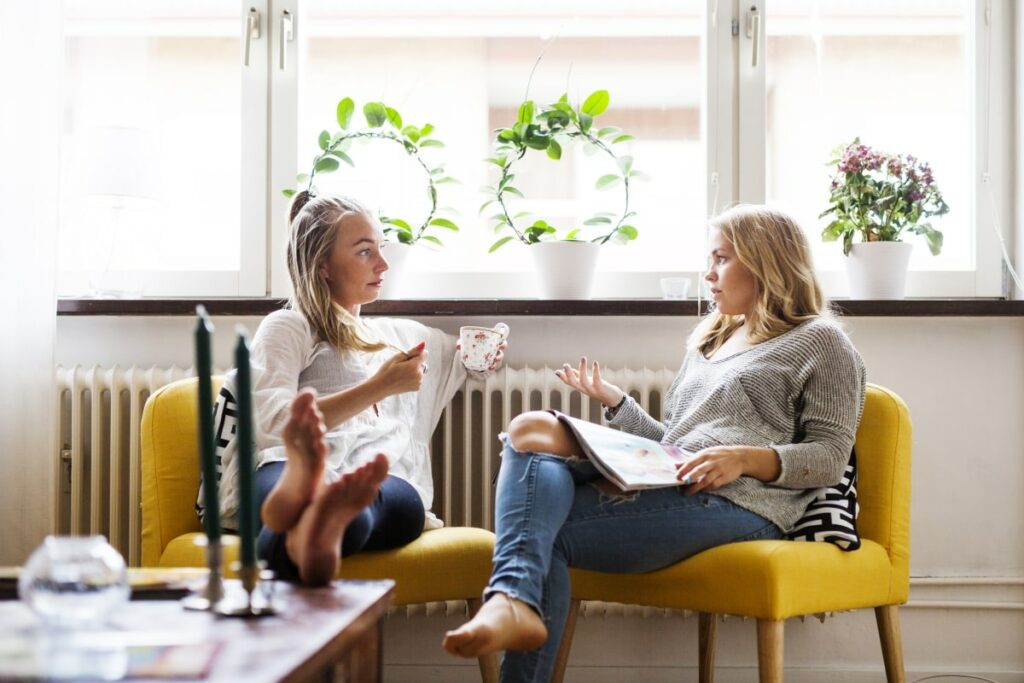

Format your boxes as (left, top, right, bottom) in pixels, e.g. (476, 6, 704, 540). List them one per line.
(279, 10, 293, 71)
(242, 8, 260, 67)
(746, 5, 761, 68)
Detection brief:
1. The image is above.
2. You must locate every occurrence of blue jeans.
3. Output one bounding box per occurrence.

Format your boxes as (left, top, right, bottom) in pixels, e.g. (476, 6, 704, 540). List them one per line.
(489, 440, 782, 683)
(254, 462, 425, 583)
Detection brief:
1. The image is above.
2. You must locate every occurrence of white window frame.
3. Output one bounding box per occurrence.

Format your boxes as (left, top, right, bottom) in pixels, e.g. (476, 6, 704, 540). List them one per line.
(57, 1, 1011, 300)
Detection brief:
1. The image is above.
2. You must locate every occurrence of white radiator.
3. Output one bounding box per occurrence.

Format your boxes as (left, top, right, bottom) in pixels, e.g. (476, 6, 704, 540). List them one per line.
(54, 365, 676, 570)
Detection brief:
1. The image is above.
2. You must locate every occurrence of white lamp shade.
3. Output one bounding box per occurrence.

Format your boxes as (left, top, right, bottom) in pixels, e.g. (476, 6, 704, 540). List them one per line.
(79, 126, 160, 203)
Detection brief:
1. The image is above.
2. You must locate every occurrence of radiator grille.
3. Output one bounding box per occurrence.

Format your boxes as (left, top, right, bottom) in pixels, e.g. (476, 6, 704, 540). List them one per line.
(55, 365, 675, 568)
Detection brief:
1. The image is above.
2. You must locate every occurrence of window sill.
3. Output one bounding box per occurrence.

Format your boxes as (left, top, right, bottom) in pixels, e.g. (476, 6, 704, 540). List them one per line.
(56, 297, 1024, 317)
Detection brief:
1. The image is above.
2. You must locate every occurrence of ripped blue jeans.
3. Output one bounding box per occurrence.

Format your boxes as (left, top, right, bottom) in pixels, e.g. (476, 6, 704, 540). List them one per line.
(488, 438, 782, 683)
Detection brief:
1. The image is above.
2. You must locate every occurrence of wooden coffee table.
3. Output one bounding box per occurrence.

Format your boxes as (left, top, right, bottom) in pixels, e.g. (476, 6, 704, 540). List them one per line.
(0, 579, 394, 682)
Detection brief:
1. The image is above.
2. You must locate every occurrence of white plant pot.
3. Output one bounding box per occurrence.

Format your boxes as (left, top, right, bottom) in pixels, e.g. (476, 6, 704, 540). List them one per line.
(845, 241, 913, 299)
(531, 241, 602, 299)
(380, 242, 412, 300)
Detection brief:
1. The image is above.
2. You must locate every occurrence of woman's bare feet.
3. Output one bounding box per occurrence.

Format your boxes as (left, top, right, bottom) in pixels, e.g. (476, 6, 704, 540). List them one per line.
(442, 592, 548, 657)
(285, 453, 389, 586)
(260, 389, 328, 533)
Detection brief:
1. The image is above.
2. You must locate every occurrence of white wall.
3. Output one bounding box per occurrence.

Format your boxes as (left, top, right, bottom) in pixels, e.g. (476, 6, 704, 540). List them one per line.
(50, 314, 1024, 678)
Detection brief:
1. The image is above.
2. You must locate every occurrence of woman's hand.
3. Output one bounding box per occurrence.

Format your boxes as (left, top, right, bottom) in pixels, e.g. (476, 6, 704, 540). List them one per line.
(676, 445, 781, 495)
(372, 341, 428, 397)
(554, 357, 624, 407)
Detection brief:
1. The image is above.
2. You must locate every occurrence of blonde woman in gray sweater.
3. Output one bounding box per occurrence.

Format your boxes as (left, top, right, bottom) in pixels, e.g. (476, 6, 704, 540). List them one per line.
(444, 205, 866, 683)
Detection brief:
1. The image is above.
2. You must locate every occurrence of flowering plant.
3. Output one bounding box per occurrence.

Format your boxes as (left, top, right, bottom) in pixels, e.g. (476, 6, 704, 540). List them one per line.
(820, 138, 949, 255)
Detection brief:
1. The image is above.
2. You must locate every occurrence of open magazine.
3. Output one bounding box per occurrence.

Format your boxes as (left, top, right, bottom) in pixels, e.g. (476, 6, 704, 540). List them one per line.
(554, 412, 695, 491)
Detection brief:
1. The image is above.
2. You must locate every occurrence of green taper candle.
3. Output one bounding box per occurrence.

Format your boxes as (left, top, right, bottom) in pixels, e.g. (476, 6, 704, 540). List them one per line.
(234, 328, 257, 568)
(195, 306, 220, 542)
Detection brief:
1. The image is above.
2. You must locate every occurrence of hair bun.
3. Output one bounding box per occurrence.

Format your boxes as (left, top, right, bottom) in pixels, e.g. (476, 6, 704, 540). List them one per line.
(289, 189, 314, 224)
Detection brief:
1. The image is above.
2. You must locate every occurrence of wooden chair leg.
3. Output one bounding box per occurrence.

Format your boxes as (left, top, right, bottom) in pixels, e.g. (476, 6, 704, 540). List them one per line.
(550, 599, 582, 683)
(698, 612, 718, 683)
(467, 598, 500, 683)
(875, 605, 906, 683)
(756, 619, 784, 683)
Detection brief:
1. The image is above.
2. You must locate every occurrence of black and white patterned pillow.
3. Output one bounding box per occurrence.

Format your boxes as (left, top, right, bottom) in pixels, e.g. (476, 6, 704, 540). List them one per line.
(787, 448, 861, 551)
(195, 379, 238, 521)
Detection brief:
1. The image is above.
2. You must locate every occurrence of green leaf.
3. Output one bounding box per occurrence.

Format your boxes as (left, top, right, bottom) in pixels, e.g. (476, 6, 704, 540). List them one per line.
(420, 123, 435, 138)
(612, 134, 635, 144)
(282, 188, 295, 198)
(478, 200, 496, 214)
(331, 150, 355, 167)
(434, 176, 459, 185)
(497, 128, 517, 142)
(596, 174, 621, 190)
(420, 235, 443, 247)
(518, 100, 535, 125)
(489, 236, 515, 253)
(513, 211, 532, 219)
(419, 139, 445, 149)
(617, 225, 639, 240)
(402, 125, 421, 143)
(581, 90, 610, 117)
(578, 113, 593, 133)
(597, 126, 621, 138)
(336, 97, 355, 129)
(629, 170, 651, 181)
(502, 186, 525, 198)
(381, 217, 412, 231)
(364, 102, 387, 128)
(565, 228, 581, 240)
(296, 173, 310, 184)
(314, 156, 340, 173)
(429, 218, 459, 230)
(584, 216, 612, 226)
(546, 139, 562, 160)
(616, 155, 634, 174)
(485, 156, 508, 168)
(385, 106, 403, 129)
(430, 166, 446, 176)
(318, 129, 330, 151)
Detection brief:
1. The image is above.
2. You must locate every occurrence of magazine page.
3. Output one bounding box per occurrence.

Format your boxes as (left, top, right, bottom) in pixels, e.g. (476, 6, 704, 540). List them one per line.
(555, 412, 693, 491)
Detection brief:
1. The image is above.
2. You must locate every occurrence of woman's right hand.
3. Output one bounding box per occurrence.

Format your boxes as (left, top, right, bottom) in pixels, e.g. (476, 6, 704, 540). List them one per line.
(372, 341, 428, 397)
(555, 356, 624, 408)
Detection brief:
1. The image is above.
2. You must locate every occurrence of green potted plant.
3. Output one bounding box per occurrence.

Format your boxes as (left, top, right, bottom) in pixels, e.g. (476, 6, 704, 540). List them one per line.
(284, 97, 460, 297)
(820, 138, 949, 299)
(480, 89, 643, 298)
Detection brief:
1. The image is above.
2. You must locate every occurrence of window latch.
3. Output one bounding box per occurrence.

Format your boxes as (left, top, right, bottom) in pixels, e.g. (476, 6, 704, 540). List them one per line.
(746, 5, 761, 68)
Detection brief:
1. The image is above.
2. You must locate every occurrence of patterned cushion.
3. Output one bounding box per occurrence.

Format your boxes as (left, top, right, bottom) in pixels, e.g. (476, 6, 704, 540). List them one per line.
(786, 448, 861, 551)
(196, 378, 238, 521)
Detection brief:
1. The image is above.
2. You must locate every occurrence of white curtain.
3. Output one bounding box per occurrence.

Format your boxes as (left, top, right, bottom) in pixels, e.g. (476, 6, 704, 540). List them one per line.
(0, 1, 61, 564)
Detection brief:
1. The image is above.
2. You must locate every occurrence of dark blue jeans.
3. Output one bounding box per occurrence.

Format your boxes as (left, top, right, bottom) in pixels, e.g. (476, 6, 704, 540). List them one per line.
(254, 461, 425, 582)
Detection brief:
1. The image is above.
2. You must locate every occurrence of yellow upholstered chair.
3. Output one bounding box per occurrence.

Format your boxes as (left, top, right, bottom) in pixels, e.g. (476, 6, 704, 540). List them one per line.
(141, 377, 498, 682)
(554, 383, 912, 683)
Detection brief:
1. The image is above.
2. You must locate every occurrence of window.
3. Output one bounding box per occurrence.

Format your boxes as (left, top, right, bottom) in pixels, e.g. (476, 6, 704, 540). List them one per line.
(56, 1, 1009, 299)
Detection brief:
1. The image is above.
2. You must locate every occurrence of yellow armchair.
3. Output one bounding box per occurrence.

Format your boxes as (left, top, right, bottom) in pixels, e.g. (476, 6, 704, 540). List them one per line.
(555, 383, 912, 682)
(140, 377, 499, 682)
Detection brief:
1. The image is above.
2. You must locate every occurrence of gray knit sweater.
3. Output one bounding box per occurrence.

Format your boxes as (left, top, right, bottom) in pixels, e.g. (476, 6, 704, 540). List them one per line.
(610, 317, 866, 531)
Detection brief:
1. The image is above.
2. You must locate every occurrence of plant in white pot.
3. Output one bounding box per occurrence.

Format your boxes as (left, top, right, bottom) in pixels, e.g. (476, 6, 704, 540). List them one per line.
(284, 98, 460, 298)
(481, 89, 644, 299)
(820, 138, 949, 299)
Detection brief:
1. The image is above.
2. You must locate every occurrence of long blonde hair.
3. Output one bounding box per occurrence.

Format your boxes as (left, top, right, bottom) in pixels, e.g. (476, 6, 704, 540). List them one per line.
(688, 205, 829, 355)
(286, 190, 386, 353)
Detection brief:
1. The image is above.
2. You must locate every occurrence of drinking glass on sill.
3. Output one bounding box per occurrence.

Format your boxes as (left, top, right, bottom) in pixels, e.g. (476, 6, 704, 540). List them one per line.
(19, 535, 129, 629)
(659, 277, 691, 300)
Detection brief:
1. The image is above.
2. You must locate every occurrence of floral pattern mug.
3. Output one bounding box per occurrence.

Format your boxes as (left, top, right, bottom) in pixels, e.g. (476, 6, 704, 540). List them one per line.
(459, 322, 510, 372)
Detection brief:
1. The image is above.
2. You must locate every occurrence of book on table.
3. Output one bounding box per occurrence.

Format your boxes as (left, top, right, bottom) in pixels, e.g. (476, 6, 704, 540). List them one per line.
(554, 412, 695, 491)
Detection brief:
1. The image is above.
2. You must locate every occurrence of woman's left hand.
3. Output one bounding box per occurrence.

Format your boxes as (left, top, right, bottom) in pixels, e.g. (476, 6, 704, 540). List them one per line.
(676, 445, 780, 494)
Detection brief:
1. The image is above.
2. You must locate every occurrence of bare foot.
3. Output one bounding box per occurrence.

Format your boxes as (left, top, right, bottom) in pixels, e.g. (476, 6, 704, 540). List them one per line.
(285, 453, 389, 586)
(260, 389, 327, 533)
(442, 593, 548, 657)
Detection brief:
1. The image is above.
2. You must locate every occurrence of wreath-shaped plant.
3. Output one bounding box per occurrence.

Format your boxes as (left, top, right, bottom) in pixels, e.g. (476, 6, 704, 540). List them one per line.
(283, 97, 460, 247)
(481, 89, 644, 253)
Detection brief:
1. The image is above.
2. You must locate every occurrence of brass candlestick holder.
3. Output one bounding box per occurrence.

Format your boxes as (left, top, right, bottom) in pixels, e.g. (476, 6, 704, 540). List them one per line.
(182, 537, 225, 612)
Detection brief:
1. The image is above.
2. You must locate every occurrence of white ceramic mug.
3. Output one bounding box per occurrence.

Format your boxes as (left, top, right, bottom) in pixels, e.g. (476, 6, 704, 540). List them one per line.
(459, 322, 510, 372)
